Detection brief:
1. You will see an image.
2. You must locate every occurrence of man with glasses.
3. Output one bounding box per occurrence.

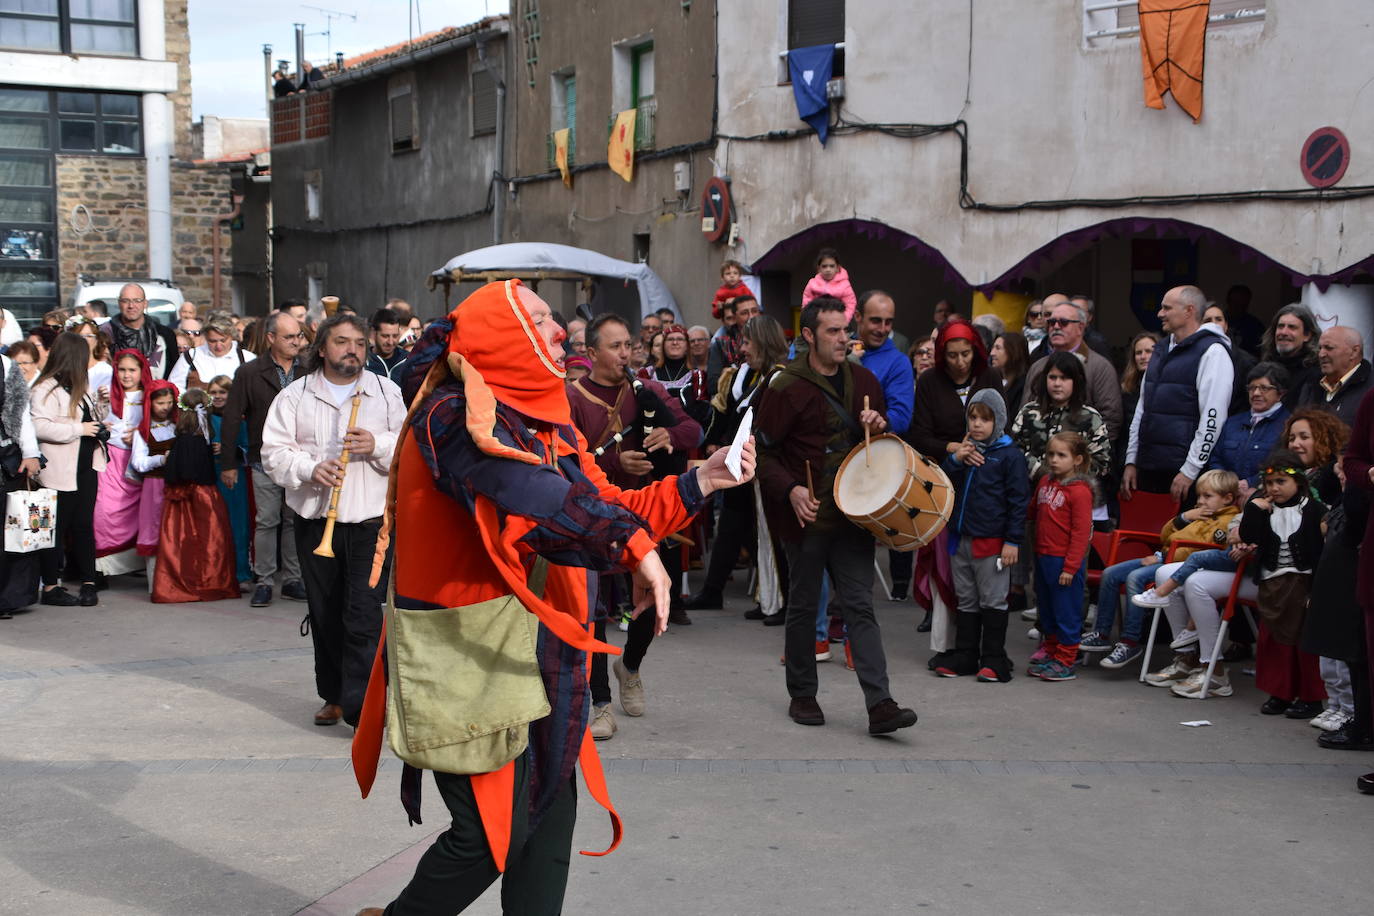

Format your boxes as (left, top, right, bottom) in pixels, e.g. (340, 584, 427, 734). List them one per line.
(99, 283, 179, 379)
(1019, 295, 1124, 441)
(1123, 285, 1234, 502)
(686, 325, 711, 371)
(220, 312, 308, 607)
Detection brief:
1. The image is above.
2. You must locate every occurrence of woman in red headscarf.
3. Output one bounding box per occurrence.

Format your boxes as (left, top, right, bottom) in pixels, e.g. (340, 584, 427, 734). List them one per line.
(130, 380, 178, 567)
(94, 349, 152, 567)
(351, 279, 756, 914)
(905, 318, 1006, 641)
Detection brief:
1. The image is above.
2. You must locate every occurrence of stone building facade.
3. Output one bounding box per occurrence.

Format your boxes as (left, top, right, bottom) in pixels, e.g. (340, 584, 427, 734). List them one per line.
(0, 0, 237, 323)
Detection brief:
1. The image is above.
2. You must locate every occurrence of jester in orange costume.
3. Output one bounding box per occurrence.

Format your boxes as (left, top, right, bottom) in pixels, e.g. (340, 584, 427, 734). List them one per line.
(351, 279, 754, 915)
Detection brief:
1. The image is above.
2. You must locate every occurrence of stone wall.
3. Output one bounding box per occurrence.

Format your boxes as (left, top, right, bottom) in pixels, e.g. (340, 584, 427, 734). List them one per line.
(170, 162, 233, 308)
(164, 0, 194, 160)
(55, 156, 149, 297)
(55, 156, 234, 309)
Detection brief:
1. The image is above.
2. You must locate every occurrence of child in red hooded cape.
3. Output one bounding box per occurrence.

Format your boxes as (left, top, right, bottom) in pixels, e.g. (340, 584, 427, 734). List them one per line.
(351, 279, 754, 913)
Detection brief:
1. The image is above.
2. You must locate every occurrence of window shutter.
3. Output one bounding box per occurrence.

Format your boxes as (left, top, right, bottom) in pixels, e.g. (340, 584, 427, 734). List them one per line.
(390, 90, 413, 151)
(787, 0, 844, 49)
(472, 68, 497, 135)
(1117, 0, 1264, 31)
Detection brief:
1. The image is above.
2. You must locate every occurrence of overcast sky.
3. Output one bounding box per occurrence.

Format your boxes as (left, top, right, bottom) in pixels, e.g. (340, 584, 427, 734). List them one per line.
(189, 0, 507, 120)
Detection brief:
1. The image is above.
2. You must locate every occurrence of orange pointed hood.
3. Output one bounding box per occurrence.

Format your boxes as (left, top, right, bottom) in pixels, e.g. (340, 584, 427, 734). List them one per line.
(447, 278, 569, 426)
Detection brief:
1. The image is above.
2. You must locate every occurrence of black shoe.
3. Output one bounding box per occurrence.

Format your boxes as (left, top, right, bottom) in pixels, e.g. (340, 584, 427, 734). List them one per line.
(916, 609, 932, 633)
(250, 584, 273, 607)
(668, 607, 692, 626)
(868, 698, 918, 735)
(1358, 773, 1374, 794)
(763, 612, 786, 626)
(78, 584, 98, 607)
(1317, 722, 1374, 751)
(683, 590, 723, 611)
(1222, 641, 1253, 663)
(41, 587, 79, 607)
(743, 605, 765, 620)
(1284, 700, 1324, 720)
(281, 580, 308, 601)
(889, 582, 909, 602)
(788, 696, 825, 726)
(1259, 696, 1291, 716)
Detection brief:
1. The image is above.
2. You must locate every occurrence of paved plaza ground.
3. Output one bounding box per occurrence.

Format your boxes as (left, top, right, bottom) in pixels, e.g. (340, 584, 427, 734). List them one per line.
(1, 574, 1369, 915)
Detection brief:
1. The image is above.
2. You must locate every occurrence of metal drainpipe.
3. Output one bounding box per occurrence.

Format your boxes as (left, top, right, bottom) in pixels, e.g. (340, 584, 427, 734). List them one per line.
(212, 193, 244, 312)
(477, 40, 506, 245)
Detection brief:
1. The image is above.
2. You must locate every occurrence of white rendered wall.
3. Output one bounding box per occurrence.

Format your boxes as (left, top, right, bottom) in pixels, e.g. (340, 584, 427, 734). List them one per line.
(716, 0, 1373, 285)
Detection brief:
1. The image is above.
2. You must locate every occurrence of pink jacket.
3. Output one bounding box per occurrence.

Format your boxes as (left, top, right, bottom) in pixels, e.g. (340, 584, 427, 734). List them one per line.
(802, 267, 858, 324)
(30, 378, 108, 492)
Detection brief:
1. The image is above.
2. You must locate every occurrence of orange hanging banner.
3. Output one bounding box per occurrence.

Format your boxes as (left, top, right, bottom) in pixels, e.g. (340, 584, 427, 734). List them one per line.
(608, 108, 636, 183)
(1139, 0, 1209, 122)
(553, 127, 572, 188)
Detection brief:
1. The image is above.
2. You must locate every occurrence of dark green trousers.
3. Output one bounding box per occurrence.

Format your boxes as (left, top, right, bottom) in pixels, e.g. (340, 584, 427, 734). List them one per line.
(385, 753, 578, 915)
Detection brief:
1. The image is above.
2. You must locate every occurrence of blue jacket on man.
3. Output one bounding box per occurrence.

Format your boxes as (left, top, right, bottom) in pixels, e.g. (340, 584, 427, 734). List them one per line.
(860, 337, 915, 436)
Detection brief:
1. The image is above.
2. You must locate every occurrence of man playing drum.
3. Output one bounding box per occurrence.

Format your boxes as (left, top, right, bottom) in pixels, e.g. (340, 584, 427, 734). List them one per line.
(754, 296, 919, 734)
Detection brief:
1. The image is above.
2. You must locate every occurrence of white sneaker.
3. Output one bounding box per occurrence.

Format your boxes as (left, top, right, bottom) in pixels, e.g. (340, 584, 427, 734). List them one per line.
(1131, 588, 1172, 609)
(1027, 626, 1041, 640)
(1170, 668, 1232, 698)
(1145, 654, 1202, 687)
(1169, 628, 1200, 650)
(1021, 606, 1038, 622)
(1312, 709, 1351, 732)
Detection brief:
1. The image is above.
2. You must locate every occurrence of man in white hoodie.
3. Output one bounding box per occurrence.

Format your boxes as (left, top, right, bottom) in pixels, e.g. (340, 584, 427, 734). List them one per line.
(1123, 285, 1234, 503)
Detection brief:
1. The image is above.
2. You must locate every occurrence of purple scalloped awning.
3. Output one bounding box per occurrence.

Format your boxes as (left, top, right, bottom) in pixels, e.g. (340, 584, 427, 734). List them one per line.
(751, 217, 1374, 294)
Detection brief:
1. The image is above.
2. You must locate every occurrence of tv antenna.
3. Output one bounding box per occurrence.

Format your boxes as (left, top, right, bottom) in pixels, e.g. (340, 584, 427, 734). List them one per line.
(301, 5, 356, 58)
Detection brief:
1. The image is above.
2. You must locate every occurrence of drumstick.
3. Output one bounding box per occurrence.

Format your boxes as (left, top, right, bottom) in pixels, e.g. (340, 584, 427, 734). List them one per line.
(805, 461, 815, 502)
(863, 395, 871, 468)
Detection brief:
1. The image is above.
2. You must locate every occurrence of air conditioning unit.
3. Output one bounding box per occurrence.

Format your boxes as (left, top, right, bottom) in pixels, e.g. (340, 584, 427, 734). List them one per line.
(826, 78, 845, 100)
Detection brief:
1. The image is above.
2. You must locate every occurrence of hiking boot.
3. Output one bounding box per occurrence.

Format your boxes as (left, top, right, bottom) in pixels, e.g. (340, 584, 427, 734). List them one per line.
(789, 696, 825, 726)
(867, 699, 918, 735)
(590, 704, 616, 740)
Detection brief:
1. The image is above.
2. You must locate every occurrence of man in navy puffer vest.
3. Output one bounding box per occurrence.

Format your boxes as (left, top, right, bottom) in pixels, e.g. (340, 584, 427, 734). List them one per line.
(1123, 285, 1234, 503)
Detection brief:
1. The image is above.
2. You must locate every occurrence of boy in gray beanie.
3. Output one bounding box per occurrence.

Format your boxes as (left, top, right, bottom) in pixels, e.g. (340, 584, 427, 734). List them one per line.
(931, 388, 1029, 681)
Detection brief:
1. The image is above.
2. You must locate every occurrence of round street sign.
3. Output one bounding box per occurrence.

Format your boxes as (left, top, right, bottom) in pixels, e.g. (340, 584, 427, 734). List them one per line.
(1301, 127, 1350, 189)
(701, 177, 731, 243)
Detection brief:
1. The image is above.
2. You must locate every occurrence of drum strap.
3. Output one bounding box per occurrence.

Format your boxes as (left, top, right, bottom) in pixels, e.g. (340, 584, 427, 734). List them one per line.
(816, 386, 864, 444)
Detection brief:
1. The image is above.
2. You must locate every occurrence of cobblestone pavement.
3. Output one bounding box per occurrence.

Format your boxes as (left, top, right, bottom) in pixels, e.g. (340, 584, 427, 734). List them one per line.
(1, 576, 1368, 915)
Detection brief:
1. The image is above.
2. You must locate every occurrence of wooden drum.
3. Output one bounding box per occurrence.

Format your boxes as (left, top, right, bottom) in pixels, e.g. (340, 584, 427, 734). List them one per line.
(832, 434, 954, 552)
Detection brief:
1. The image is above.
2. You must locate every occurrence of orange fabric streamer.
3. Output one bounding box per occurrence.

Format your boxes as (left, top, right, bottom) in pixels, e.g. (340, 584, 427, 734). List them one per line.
(1140, 0, 1209, 122)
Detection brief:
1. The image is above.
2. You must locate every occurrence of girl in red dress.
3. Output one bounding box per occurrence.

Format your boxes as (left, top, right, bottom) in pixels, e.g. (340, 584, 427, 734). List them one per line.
(151, 388, 239, 603)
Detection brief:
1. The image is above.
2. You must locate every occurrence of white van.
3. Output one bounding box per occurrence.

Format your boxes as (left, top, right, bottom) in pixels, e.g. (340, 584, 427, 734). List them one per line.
(67, 276, 185, 325)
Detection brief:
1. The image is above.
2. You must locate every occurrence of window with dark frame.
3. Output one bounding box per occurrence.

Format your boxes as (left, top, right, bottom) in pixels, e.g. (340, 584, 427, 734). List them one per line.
(787, 0, 845, 78)
(388, 76, 417, 154)
(0, 84, 142, 318)
(0, 0, 139, 57)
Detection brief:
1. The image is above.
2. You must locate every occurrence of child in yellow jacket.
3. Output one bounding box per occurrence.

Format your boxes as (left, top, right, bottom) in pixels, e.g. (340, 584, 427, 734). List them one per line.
(1083, 469, 1242, 671)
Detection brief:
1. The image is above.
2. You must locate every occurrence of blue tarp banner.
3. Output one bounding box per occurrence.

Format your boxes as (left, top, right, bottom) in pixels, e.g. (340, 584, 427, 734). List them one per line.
(787, 44, 834, 146)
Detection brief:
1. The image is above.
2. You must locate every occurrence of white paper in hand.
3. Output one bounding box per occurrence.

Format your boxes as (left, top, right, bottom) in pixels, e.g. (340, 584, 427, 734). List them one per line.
(725, 407, 753, 482)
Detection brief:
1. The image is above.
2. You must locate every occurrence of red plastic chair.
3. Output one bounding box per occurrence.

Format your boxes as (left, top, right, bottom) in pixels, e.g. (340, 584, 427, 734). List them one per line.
(1085, 491, 1178, 597)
